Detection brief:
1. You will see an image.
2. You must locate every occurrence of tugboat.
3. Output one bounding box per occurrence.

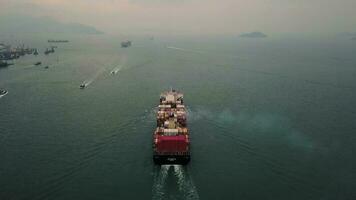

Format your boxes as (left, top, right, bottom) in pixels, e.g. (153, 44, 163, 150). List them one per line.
(0, 89, 8, 98)
(153, 89, 190, 165)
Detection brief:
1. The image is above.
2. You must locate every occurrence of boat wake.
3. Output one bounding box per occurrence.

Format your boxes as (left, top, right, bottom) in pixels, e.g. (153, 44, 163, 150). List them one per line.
(0, 91, 8, 99)
(110, 65, 122, 75)
(167, 46, 206, 54)
(173, 165, 200, 200)
(80, 68, 106, 88)
(166, 46, 248, 62)
(152, 165, 199, 200)
(109, 54, 128, 75)
(152, 165, 170, 200)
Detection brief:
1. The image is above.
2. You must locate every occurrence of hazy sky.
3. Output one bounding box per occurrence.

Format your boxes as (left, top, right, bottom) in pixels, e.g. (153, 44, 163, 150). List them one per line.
(1, 0, 355, 35)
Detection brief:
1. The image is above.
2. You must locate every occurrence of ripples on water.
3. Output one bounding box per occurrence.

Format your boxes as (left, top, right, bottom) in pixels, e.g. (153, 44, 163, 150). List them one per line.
(24, 117, 139, 200)
(188, 107, 322, 197)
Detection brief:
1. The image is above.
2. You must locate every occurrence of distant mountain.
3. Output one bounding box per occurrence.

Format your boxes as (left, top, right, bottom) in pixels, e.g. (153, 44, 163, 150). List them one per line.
(240, 32, 267, 38)
(0, 15, 103, 35)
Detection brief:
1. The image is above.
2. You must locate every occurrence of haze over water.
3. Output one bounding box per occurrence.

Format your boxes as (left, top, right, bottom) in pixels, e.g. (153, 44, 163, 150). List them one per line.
(0, 34, 355, 199)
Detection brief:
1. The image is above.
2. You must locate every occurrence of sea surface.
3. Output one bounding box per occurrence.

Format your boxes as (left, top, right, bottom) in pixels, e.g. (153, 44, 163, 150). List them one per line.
(0, 34, 355, 200)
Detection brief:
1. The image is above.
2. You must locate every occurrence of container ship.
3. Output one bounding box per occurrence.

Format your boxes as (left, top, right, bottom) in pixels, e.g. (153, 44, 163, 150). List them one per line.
(153, 89, 190, 165)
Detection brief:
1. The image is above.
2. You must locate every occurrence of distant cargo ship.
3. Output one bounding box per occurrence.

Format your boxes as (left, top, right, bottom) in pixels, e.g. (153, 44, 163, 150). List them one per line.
(121, 41, 132, 48)
(153, 89, 190, 165)
(48, 40, 69, 43)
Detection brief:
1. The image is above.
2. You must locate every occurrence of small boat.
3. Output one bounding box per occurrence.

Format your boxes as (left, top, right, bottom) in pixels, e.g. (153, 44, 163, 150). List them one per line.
(44, 66, 49, 69)
(111, 69, 119, 74)
(80, 84, 86, 89)
(111, 67, 121, 75)
(34, 62, 42, 66)
(0, 89, 8, 98)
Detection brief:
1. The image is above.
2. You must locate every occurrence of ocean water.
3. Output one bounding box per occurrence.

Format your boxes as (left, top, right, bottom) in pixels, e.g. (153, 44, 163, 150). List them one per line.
(0, 34, 355, 200)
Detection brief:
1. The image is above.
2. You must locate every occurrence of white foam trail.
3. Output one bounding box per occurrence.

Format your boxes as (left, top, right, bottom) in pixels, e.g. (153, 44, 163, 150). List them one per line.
(167, 46, 248, 61)
(0, 92, 8, 99)
(173, 165, 200, 200)
(167, 46, 186, 51)
(152, 165, 200, 200)
(82, 67, 106, 87)
(152, 165, 170, 200)
(110, 65, 122, 75)
(167, 46, 206, 54)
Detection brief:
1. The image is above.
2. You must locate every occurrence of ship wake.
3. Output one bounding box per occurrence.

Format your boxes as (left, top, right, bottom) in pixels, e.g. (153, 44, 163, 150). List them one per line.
(110, 54, 128, 75)
(152, 165, 200, 200)
(173, 165, 200, 200)
(0, 92, 8, 99)
(81, 67, 106, 88)
(152, 165, 170, 200)
(110, 65, 122, 75)
(167, 46, 206, 54)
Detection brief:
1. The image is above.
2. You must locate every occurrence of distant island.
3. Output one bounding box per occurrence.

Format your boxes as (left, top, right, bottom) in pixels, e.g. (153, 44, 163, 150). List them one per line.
(240, 32, 267, 38)
(352, 37, 356, 40)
